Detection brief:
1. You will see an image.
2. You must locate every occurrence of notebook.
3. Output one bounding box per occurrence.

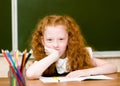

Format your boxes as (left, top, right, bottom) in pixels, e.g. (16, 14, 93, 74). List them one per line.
(39, 75, 113, 83)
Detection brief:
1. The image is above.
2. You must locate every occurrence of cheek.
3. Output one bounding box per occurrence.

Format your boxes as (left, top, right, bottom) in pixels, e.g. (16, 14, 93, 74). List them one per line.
(59, 45, 67, 56)
(44, 42, 52, 48)
(60, 43, 68, 51)
(61, 40, 68, 48)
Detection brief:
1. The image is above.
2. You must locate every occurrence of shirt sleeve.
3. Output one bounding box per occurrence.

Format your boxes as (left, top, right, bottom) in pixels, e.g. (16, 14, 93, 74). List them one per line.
(86, 47, 93, 58)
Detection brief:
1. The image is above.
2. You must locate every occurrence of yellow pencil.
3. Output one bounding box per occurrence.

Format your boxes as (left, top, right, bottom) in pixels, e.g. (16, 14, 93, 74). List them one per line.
(54, 77, 60, 82)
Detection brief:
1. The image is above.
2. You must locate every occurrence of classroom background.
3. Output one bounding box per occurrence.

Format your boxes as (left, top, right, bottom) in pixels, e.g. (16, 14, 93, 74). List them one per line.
(0, 0, 120, 77)
(0, 0, 120, 52)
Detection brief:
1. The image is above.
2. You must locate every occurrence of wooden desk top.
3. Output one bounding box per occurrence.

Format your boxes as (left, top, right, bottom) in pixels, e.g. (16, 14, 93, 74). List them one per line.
(0, 73, 120, 86)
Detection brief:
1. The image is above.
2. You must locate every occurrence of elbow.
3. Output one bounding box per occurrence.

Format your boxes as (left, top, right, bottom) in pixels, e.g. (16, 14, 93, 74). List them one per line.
(112, 64, 118, 73)
(26, 70, 40, 80)
(26, 70, 35, 79)
(107, 63, 118, 73)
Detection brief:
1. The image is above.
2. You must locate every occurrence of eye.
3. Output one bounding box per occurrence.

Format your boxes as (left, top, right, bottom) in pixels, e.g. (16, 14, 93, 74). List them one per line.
(59, 38, 64, 40)
(47, 39, 52, 41)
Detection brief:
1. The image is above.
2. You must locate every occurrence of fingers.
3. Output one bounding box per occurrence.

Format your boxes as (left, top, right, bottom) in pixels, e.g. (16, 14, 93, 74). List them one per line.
(44, 46, 59, 57)
(66, 72, 79, 78)
(66, 70, 89, 78)
(44, 46, 50, 55)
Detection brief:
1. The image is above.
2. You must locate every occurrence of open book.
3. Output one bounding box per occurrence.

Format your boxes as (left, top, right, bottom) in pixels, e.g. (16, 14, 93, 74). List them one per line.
(39, 75, 113, 83)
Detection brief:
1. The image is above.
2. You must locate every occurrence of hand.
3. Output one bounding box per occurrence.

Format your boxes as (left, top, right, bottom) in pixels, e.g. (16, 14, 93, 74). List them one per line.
(66, 70, 91, 78)
(44, 47, 59, 59)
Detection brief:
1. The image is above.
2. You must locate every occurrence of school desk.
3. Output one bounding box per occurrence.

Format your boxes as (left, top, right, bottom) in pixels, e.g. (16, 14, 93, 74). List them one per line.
(0, 72, 120, 86)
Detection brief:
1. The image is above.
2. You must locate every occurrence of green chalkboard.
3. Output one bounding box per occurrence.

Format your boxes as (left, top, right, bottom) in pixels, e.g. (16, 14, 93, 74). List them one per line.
(1, 0, 120, 51)
(0, 0, 12, 51)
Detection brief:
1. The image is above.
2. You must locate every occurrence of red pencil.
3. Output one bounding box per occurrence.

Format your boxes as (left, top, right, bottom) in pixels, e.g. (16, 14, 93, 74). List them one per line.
(10, 66, 23, 86)
(1, 50, 12, 67)
(20, 49, 27, 73)
(1, 50, 23, 85)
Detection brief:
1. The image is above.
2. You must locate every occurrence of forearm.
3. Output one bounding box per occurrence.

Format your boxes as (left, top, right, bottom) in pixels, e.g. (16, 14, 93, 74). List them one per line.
(88, 58, 117, 75)
(66, 63, 117, 78)
(88, 63, 117, 76)
(26, 54, 58, 79)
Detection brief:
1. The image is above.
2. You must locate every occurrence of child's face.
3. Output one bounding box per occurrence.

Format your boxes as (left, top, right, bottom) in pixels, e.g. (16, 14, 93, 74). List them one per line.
(42, 25, 68, 58)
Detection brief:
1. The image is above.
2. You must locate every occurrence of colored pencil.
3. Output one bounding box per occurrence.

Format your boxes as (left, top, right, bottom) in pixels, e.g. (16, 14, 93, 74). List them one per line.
(24, 49, 32, 66)
(1, 50, 23, 85)
(20, 49, 27, 73)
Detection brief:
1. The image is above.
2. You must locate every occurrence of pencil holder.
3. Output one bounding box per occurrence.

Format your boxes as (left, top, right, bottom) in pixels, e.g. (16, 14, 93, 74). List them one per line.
(9, 67, 26, 86)
(2, 49, 31, 86)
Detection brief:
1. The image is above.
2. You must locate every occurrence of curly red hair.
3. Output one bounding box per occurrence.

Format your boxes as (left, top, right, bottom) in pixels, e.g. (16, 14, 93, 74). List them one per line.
(31, 15, 94, 76)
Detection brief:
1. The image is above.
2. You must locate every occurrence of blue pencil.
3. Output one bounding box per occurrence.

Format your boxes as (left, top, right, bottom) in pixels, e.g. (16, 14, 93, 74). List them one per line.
(6, 51, 25, 84)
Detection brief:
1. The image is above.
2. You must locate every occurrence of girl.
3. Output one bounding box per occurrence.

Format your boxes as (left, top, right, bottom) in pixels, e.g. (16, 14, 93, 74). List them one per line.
(26, 15, 117, 79)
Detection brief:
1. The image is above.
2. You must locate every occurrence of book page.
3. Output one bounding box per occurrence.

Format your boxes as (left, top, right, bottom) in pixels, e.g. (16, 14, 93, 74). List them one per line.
(39, 75, 113, 83)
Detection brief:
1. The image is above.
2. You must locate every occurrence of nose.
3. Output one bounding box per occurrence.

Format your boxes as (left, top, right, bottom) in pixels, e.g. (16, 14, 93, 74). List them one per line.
(53, 40, 59, 48)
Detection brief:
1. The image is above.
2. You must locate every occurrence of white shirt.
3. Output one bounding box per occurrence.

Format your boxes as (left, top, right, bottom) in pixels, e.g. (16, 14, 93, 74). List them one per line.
(55, 47, 93, 74)
(56, 58, 68, 74)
